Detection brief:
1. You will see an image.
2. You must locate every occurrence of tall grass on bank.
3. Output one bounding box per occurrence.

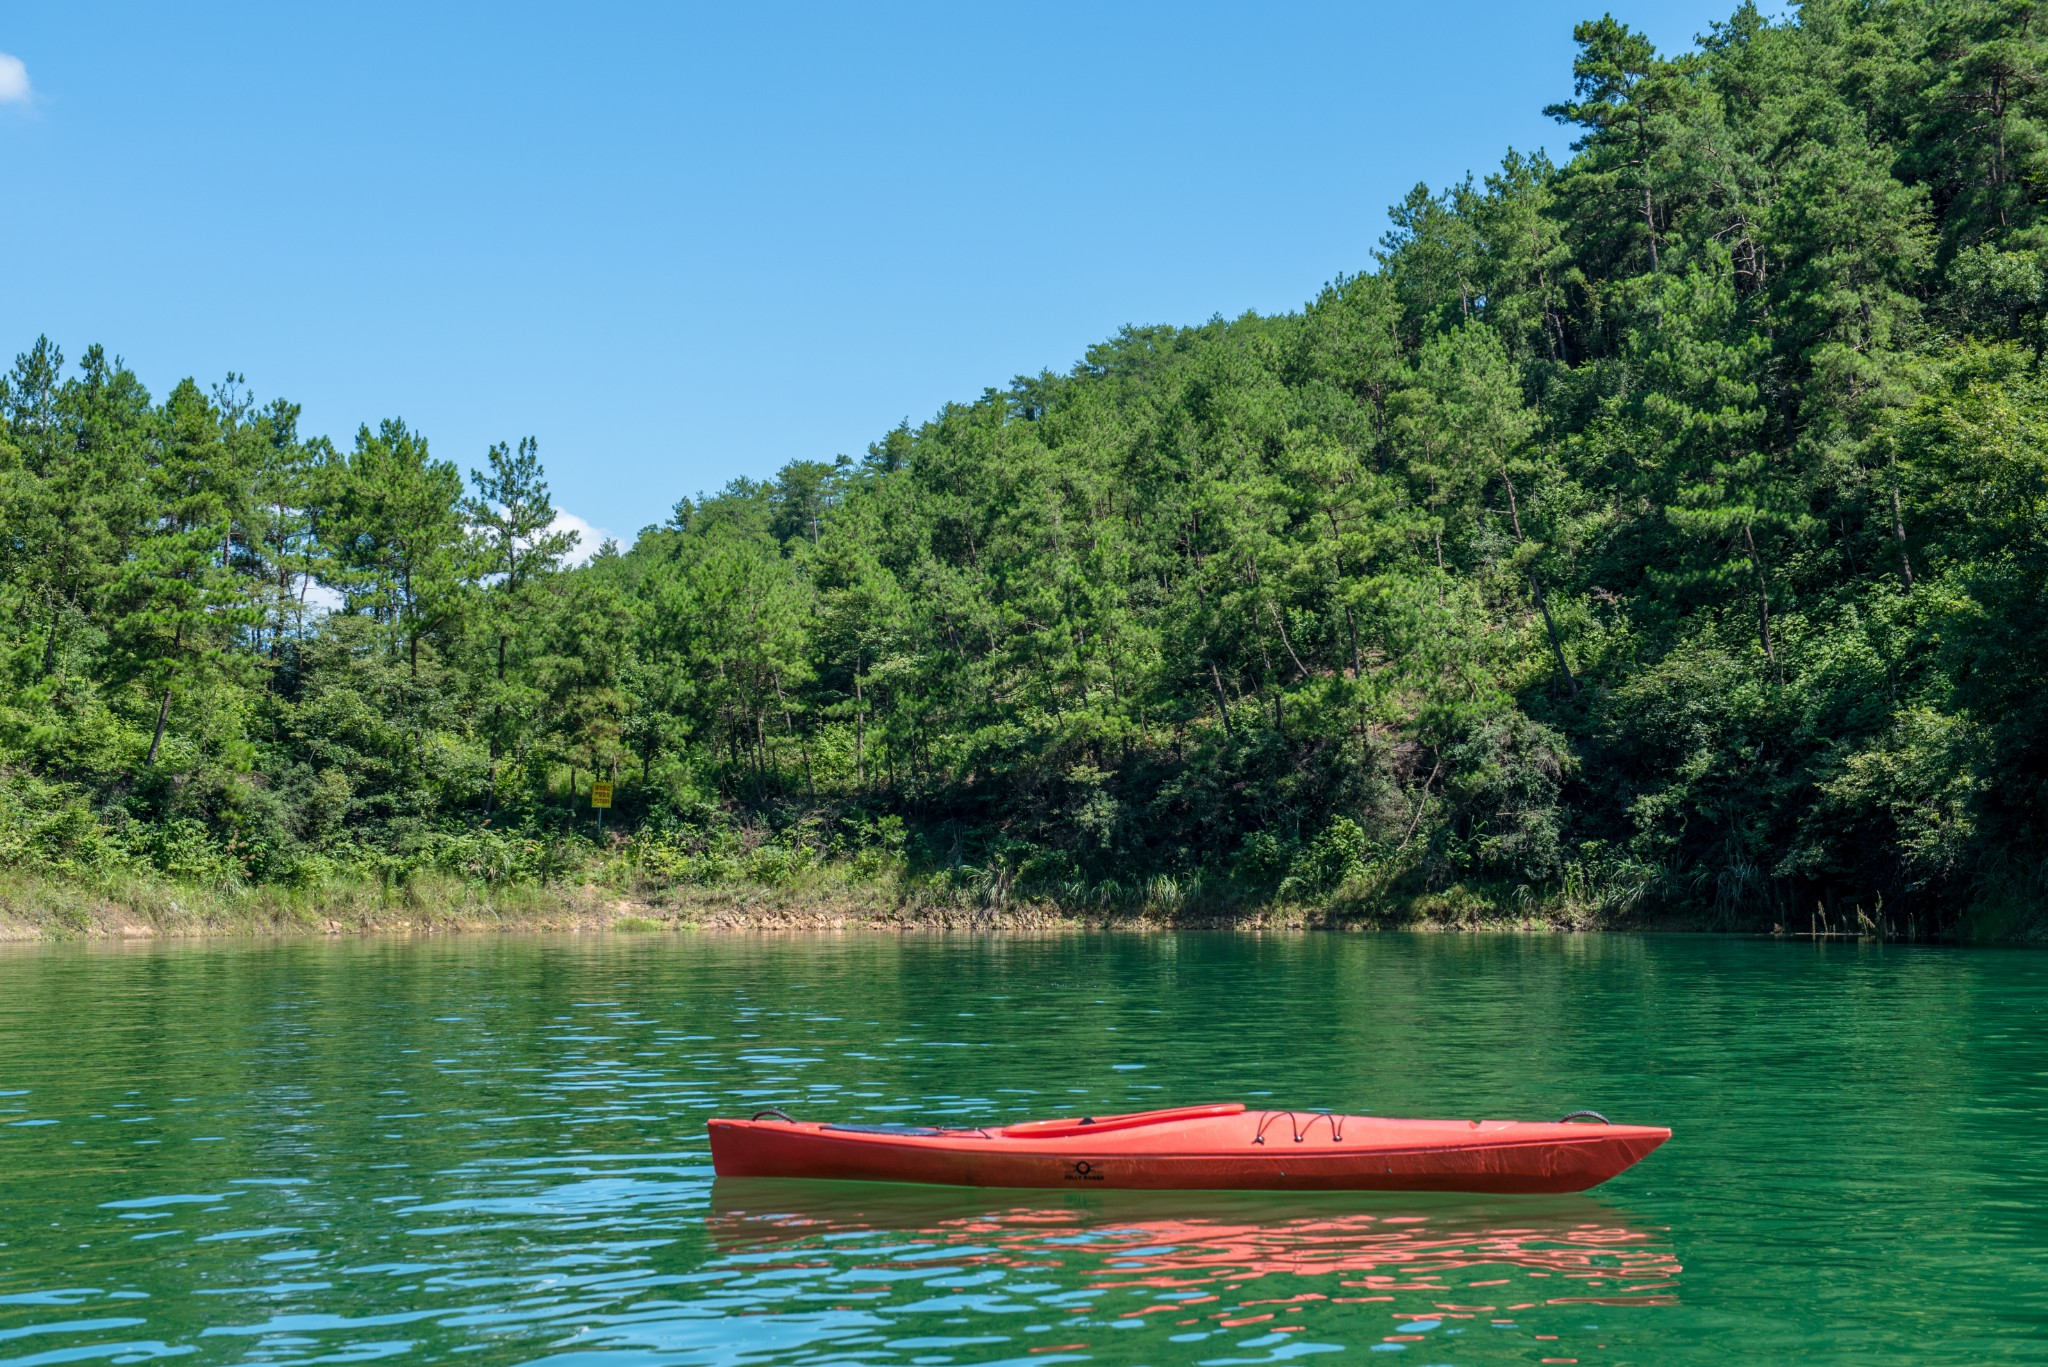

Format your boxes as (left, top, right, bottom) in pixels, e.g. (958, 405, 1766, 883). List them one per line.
(3, 783, 1986, 939)
(0, 840, 1659, 941)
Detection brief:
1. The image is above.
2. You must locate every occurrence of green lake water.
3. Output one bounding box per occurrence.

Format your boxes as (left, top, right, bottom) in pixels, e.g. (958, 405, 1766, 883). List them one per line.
(0, 932, 2044, 1365)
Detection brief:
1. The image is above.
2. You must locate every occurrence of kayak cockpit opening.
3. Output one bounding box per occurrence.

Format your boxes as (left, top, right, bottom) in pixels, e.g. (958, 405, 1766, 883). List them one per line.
(999, 1102, 1246, 1139)
(804, 1120, 997, 1138)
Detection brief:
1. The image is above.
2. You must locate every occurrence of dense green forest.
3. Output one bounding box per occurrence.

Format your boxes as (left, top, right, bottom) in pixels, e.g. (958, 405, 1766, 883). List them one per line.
(6, 0, 2048, 935)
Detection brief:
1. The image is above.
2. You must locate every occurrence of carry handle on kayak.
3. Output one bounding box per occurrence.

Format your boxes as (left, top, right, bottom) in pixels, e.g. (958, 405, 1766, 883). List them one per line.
(1557, 1110, 1610, 1124)
(751, 1108, 797, 1122)
(1001, 1102, 1245, 1139)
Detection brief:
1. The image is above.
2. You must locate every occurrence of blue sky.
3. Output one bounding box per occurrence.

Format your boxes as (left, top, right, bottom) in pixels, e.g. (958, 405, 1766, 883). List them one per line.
(3, 2, 1774, 550)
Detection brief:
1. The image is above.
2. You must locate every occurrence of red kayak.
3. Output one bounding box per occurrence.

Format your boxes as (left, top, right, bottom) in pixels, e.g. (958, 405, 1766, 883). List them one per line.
(707, 1102, 1669, 1194)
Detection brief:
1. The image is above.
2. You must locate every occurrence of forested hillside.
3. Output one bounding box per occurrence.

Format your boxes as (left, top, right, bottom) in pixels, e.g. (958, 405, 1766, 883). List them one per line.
(7, 1, 2048, 934)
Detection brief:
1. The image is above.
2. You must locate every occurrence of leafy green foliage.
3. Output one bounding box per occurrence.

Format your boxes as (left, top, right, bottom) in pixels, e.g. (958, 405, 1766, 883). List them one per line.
(5, 1, 2048, 934)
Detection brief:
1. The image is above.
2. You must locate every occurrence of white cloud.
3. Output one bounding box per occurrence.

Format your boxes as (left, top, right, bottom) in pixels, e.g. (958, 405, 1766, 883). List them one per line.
(301, 578, 345, 614)
(0, 54, 31, 105)
(549, 510, 614, 567)
(282, 509, 609, 615)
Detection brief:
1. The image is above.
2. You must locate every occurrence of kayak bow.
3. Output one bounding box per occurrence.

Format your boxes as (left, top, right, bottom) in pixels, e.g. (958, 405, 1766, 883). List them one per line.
(707, 1102, 1669, 1193)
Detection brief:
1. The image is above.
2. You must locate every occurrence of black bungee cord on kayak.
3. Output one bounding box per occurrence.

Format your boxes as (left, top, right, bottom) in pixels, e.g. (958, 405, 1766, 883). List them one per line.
(1252, 1110, 1347, 1144)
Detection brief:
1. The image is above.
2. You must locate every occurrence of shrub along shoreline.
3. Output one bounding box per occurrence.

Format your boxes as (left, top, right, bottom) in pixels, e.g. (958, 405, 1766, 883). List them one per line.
(0, 799, 1707, 939)
(0, 860, 1956, 943)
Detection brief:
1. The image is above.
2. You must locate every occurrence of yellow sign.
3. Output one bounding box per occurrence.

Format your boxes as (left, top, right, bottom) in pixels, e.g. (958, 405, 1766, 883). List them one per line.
(590, 781, 613, 809)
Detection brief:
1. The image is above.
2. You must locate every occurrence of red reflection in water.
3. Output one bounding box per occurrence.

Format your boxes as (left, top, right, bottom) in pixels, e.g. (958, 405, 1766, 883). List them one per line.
(708, 1183, 1682, 1312)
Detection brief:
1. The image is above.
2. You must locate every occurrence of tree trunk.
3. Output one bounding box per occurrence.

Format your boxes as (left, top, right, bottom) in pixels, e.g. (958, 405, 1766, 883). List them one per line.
(1888, 454, 1914, 591)
(40, 600, 61, 679)
(775, 673, 814, 800)
(1532, 575, 1579, 698)
(1209, 661, 1235, 741)
(1742, 523, 1781, 679)
(1397, 754, 1444, 854)
(1267, 600, 1309, 680)
(146, 624, 184, 768)
(147, 674, 175, 767)
(275, 542, 293, 659)
(853, 661, 866, 789)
